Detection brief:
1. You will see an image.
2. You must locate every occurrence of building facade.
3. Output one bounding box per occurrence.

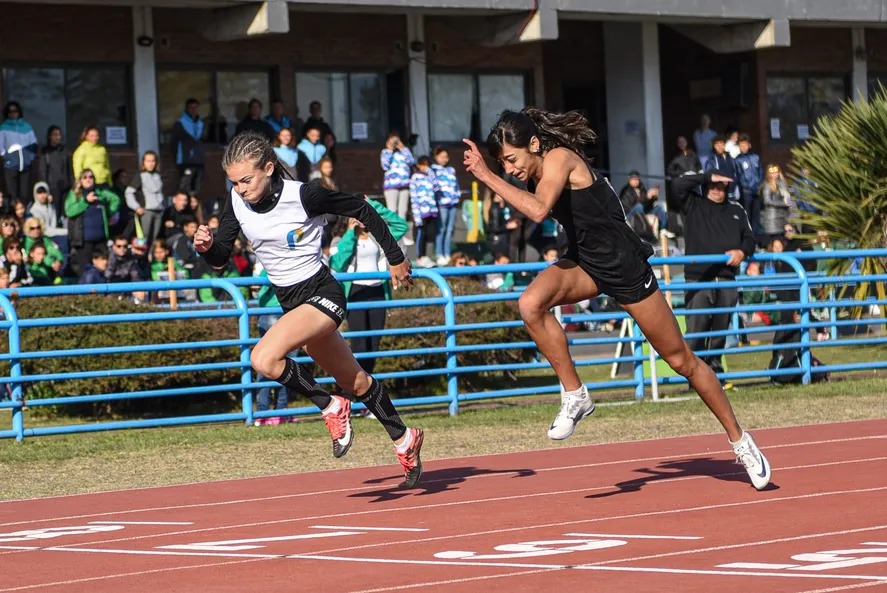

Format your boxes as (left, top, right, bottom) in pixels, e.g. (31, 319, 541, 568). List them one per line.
(1, 0, 885, 198)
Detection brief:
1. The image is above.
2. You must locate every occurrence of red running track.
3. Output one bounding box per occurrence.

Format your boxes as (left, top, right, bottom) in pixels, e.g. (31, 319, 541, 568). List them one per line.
(0, 419, 885, 593)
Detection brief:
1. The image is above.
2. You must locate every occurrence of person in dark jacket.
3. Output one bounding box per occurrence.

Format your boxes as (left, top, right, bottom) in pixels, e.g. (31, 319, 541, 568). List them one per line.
(39, 125, 73, 225)
(733, 134, 764, 238)
(704, 135, 739, 202)
(234, 98, 276, 142)
(672, 170, 756, 384)
(666, 136, 701, 180)
(171, 98, 206, 197)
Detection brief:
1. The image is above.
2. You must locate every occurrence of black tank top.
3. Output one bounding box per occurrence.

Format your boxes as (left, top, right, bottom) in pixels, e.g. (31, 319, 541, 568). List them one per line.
(549, 169, 654, 285)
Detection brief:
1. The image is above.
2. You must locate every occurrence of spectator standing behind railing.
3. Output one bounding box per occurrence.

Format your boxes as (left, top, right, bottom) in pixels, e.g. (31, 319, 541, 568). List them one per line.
(760, 164, 793, 246)
(273, 127, 301, 181)
(161, 191, 194, 243)
(65, 168, 120, 277)
(125, 151, 166, 247)
(296, 125, 327, 178)
(671, 171, 756, 389)
(409, 156, 438, 268)
(79, 245, 107, 285)
(380, 131, 415, 236)
(329, 199, 408, 375)
(264, 100, 292, 135)
(39, 126, 72, 225)
(106, 235, 148, 303)
(235, 98, 276, 143)
(171, 98, 206, 198)
(431, 147, 461, 266)
(734, 134, 763, 240)
(29, 182, 65, 239)
(0, 101, 38, 205)
(72, 126, 111, 186)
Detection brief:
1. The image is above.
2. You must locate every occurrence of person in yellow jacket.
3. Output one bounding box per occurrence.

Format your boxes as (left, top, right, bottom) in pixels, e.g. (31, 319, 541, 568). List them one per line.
(329, 198, 407, 374)
(72, 125, 111, 185)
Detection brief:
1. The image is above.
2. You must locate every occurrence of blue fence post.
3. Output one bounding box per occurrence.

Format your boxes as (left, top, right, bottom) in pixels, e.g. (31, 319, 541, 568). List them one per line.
(828, 286, 838, 341)
(213, 279, 254, 425)
(0, 294, 23, 442)
(631, 320, 645, 399)
(769, 254, 811, 384)
(418, 270, 460, 416)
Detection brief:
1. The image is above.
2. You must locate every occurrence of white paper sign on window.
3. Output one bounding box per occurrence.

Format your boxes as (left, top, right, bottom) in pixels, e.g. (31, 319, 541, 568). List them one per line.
(797, 124, 810, 140)
(351, 122, 368, 140)
(106, 126, 127, 145)
(769, 118, 781, 140)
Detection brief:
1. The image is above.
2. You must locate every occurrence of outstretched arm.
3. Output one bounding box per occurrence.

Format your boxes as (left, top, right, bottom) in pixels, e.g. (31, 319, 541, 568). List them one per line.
(462, 139, 569, 224)
(301, 180, 413, 290)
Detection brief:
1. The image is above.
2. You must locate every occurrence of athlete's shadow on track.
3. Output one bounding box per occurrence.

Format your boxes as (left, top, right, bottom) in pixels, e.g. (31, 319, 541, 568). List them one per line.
(349, 466, 537, 503)
(586, 457, 779, 499)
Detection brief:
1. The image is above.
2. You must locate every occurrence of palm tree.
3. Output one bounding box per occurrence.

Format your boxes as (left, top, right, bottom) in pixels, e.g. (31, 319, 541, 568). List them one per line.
(790, 86, 887, 315)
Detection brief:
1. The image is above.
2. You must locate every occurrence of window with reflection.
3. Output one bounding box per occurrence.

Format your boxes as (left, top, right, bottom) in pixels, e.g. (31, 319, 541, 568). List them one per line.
(295, 71, 389, 143)
(766, 75, 846, 144)
(428, 72, 527, 144)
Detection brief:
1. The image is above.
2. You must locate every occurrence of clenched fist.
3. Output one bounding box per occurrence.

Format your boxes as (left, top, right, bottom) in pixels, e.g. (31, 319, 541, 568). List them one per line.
(194, 224, 214, 253)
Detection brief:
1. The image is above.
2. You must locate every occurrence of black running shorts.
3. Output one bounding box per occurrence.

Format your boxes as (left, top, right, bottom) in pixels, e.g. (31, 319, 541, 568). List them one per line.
(273, 264, 347, 326)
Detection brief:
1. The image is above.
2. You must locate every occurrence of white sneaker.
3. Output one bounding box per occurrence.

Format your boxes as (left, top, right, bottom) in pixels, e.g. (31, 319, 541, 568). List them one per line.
(732, 432, 771, 490)
(417, 256, 436, 268)
(437, 255, 450, 266)
(403, 236, 415, 246)
(661, 229, 676, 239)
(548, 385, 595, 440)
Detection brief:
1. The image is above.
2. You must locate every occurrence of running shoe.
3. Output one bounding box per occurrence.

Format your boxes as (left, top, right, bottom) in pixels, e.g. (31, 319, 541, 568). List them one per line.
(395, 427, 425, 489)
(732, 432, 771, 490)
(548, 385, 595, 440)
(322, 395, 354, 458)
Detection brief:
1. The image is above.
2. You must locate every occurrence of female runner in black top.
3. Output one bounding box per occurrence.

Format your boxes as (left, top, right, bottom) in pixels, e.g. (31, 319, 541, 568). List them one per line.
(194, 131, 424, 488)
(462, 109, 770, 490)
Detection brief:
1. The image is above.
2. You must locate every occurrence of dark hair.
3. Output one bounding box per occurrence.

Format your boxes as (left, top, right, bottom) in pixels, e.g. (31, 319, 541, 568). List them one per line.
(181, 215, 198, 226)
(432, 146, 448, 157)
(46, 125, 62, 145)
(185, 98, 199, 107)
(141, 150, 159, 172)
(5, 239, 21, 252)
(738, 133, 751, 143)
(92, 246, 109, 260)
(28, 242, 46, 255)
(248, 98, 262, 109)
(417, 155, 431, 167)
(486, 108, 596, 160)
(310, 101, 322, 110)
(3, 101, 22, 119)
(712, 134, 727, 145)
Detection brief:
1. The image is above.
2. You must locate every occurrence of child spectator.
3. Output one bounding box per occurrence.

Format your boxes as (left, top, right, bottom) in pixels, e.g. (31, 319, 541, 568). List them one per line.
(409, 156, 438, 268)
(485, 251, 515, 291)
(29, 182, 65, 238)
(431, 147, 460, 266)
(149, 240, 186, 281)
(22, 218, 63, 278)
(125, 151, 166, 247)
(380, 131, 416, 238)
(27, 243, 56, 286)
(0, 240, 31, 288)
(79, 246, 108, 285)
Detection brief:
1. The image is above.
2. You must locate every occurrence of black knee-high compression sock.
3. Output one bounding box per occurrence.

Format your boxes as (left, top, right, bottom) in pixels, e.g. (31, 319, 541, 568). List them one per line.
(356, 378, 407, 441)
(274, 358, 333, 411)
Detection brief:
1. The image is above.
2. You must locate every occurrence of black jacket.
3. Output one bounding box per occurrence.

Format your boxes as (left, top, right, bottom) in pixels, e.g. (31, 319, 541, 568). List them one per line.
(672, 171, 756, 281)
(40, 144, 73, 195)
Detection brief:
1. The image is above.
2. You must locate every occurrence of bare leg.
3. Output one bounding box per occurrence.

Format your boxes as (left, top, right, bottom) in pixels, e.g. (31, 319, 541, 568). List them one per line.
(622, 290, 743, 441)
(518, 260, 600, 391)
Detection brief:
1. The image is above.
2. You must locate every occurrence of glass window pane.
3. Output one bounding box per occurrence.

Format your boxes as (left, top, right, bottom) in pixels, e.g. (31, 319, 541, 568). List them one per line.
(3, 67, 66, 145)
(156, 70, 212, 147)
(66, 67, 130, 146)
(216, 70, 270, 145)
(766, 76, 806, 144)
(429, 74, 474, 143)
(295, 71, 349, 142)
(808, 76, 845, 124)
(479, 74, 526, 138)
(869, 75, 887, 99)
(349, 73, 385, 143)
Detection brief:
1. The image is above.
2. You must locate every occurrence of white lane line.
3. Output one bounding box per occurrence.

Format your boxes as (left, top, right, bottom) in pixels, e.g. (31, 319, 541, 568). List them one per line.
(563, 533, 703, 540)
(0, 557, 272, 592)
(285, 553, 887, 582)
(311, 526, 429, 532)
(2, 433, 883, 527)
(794, 581, 887, 593)
(45, 546, 277, 559)
(89, 521, 193, 526)
(721, 562, 801, 569)
(586, 524, 887, 566)
(16, 455, 887, 553)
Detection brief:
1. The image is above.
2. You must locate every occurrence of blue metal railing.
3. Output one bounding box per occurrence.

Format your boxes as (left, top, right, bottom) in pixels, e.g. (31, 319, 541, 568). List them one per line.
(0, 249, 884, 441)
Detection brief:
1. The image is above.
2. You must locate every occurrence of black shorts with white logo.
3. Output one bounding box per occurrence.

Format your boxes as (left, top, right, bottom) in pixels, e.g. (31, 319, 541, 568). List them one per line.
(273, 264, 347, 326)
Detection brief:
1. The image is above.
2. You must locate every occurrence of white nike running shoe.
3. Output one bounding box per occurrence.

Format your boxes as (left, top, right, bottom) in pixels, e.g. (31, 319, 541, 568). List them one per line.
(732, 431, 771, 490)
(548, 385, 595, 440)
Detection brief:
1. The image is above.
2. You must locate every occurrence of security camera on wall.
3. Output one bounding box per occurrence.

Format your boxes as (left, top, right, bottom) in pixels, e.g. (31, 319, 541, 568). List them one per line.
(137, 35, 154, 47)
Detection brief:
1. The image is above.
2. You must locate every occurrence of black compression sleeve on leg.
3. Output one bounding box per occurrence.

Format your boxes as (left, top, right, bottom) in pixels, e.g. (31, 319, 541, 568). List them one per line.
(356, 378, 407, 441)
(274, 358, 333, 411)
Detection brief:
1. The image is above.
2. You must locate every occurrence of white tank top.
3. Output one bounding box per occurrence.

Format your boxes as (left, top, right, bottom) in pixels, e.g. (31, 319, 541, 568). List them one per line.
(352, 237, 383, 287)
(230, 179, 325, 286)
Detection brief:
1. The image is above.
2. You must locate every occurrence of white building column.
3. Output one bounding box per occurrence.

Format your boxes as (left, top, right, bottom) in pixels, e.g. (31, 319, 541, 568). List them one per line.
(133, 6, 159, 155)
(603, 22, 665, 188)
(852, 27, 868, 101)
(406, 13, 430, 157)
